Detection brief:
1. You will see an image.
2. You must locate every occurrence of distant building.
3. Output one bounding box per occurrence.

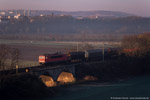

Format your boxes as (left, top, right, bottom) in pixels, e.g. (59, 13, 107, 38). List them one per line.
(76, 16, 83, 20)
(0, 16, 10, 24)
(9, 11, 14, 14)
(14, 14, 21, 19)
(40, 14, 44, 17)
(0, 12, 6, 16)
(30, 19, 34, 23)
(87, 15, 99, 19)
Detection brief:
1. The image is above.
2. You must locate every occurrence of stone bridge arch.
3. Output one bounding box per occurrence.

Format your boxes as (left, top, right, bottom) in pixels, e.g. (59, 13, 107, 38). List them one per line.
(41, 71, 53, 77)
(33, 65, 76, 82)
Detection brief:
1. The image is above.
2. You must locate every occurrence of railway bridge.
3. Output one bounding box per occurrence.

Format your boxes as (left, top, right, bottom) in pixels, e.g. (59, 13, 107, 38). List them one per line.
(28, 64, 77, 81)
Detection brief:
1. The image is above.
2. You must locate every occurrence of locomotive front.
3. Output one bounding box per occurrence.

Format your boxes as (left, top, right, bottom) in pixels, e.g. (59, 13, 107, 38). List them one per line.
(39, 55, 46, 64)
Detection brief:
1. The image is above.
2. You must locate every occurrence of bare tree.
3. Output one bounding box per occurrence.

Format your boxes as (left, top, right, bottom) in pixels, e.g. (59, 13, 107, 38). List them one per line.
(122, 33, 150, 57)
(0, 44, 20, 76)
(0, 45, 9, 71)
(10, 48, 19, 70)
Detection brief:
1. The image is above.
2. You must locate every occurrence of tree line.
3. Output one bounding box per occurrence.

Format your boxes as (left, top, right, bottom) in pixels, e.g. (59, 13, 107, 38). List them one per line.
(0, 16, 150, 34)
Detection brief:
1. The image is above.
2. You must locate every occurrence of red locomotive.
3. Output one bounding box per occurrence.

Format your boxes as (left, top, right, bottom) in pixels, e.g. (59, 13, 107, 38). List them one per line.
(39, 53, 68, 65)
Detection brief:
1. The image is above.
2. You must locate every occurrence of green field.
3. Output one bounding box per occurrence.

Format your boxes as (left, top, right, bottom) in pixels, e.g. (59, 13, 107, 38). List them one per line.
(47, 76, 150, 100)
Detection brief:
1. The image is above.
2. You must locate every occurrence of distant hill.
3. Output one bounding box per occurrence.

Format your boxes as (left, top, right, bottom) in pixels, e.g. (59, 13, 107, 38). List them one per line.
(52, 11, 134, 18)
(0, 10, 134, 18)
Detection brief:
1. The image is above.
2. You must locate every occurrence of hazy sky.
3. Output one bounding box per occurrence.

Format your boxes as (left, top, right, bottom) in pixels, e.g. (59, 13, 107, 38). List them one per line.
(0, 0, 150, 17)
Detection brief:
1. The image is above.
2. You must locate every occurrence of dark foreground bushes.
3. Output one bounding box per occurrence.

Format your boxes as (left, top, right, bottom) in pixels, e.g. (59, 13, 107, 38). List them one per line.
(76, 56, 150, 81)
(0, 74, 57, 100)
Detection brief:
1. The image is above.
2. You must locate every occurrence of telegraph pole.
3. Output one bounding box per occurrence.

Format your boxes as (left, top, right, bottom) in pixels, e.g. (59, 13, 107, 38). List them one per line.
(102, 43, 105, 62)
(77, 42, 79, 52)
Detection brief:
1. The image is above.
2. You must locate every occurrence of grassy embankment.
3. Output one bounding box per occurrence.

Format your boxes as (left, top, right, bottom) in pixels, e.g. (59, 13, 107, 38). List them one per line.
(0, 73, 58, 100)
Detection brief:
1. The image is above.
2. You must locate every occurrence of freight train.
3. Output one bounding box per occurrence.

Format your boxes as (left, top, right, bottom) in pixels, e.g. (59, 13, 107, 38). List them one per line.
(39, 48, 119, 65)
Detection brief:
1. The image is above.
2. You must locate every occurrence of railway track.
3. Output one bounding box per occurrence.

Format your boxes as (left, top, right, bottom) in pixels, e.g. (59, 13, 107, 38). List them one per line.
(0, 59, 114, 76)
(0, 62, 80, 76)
